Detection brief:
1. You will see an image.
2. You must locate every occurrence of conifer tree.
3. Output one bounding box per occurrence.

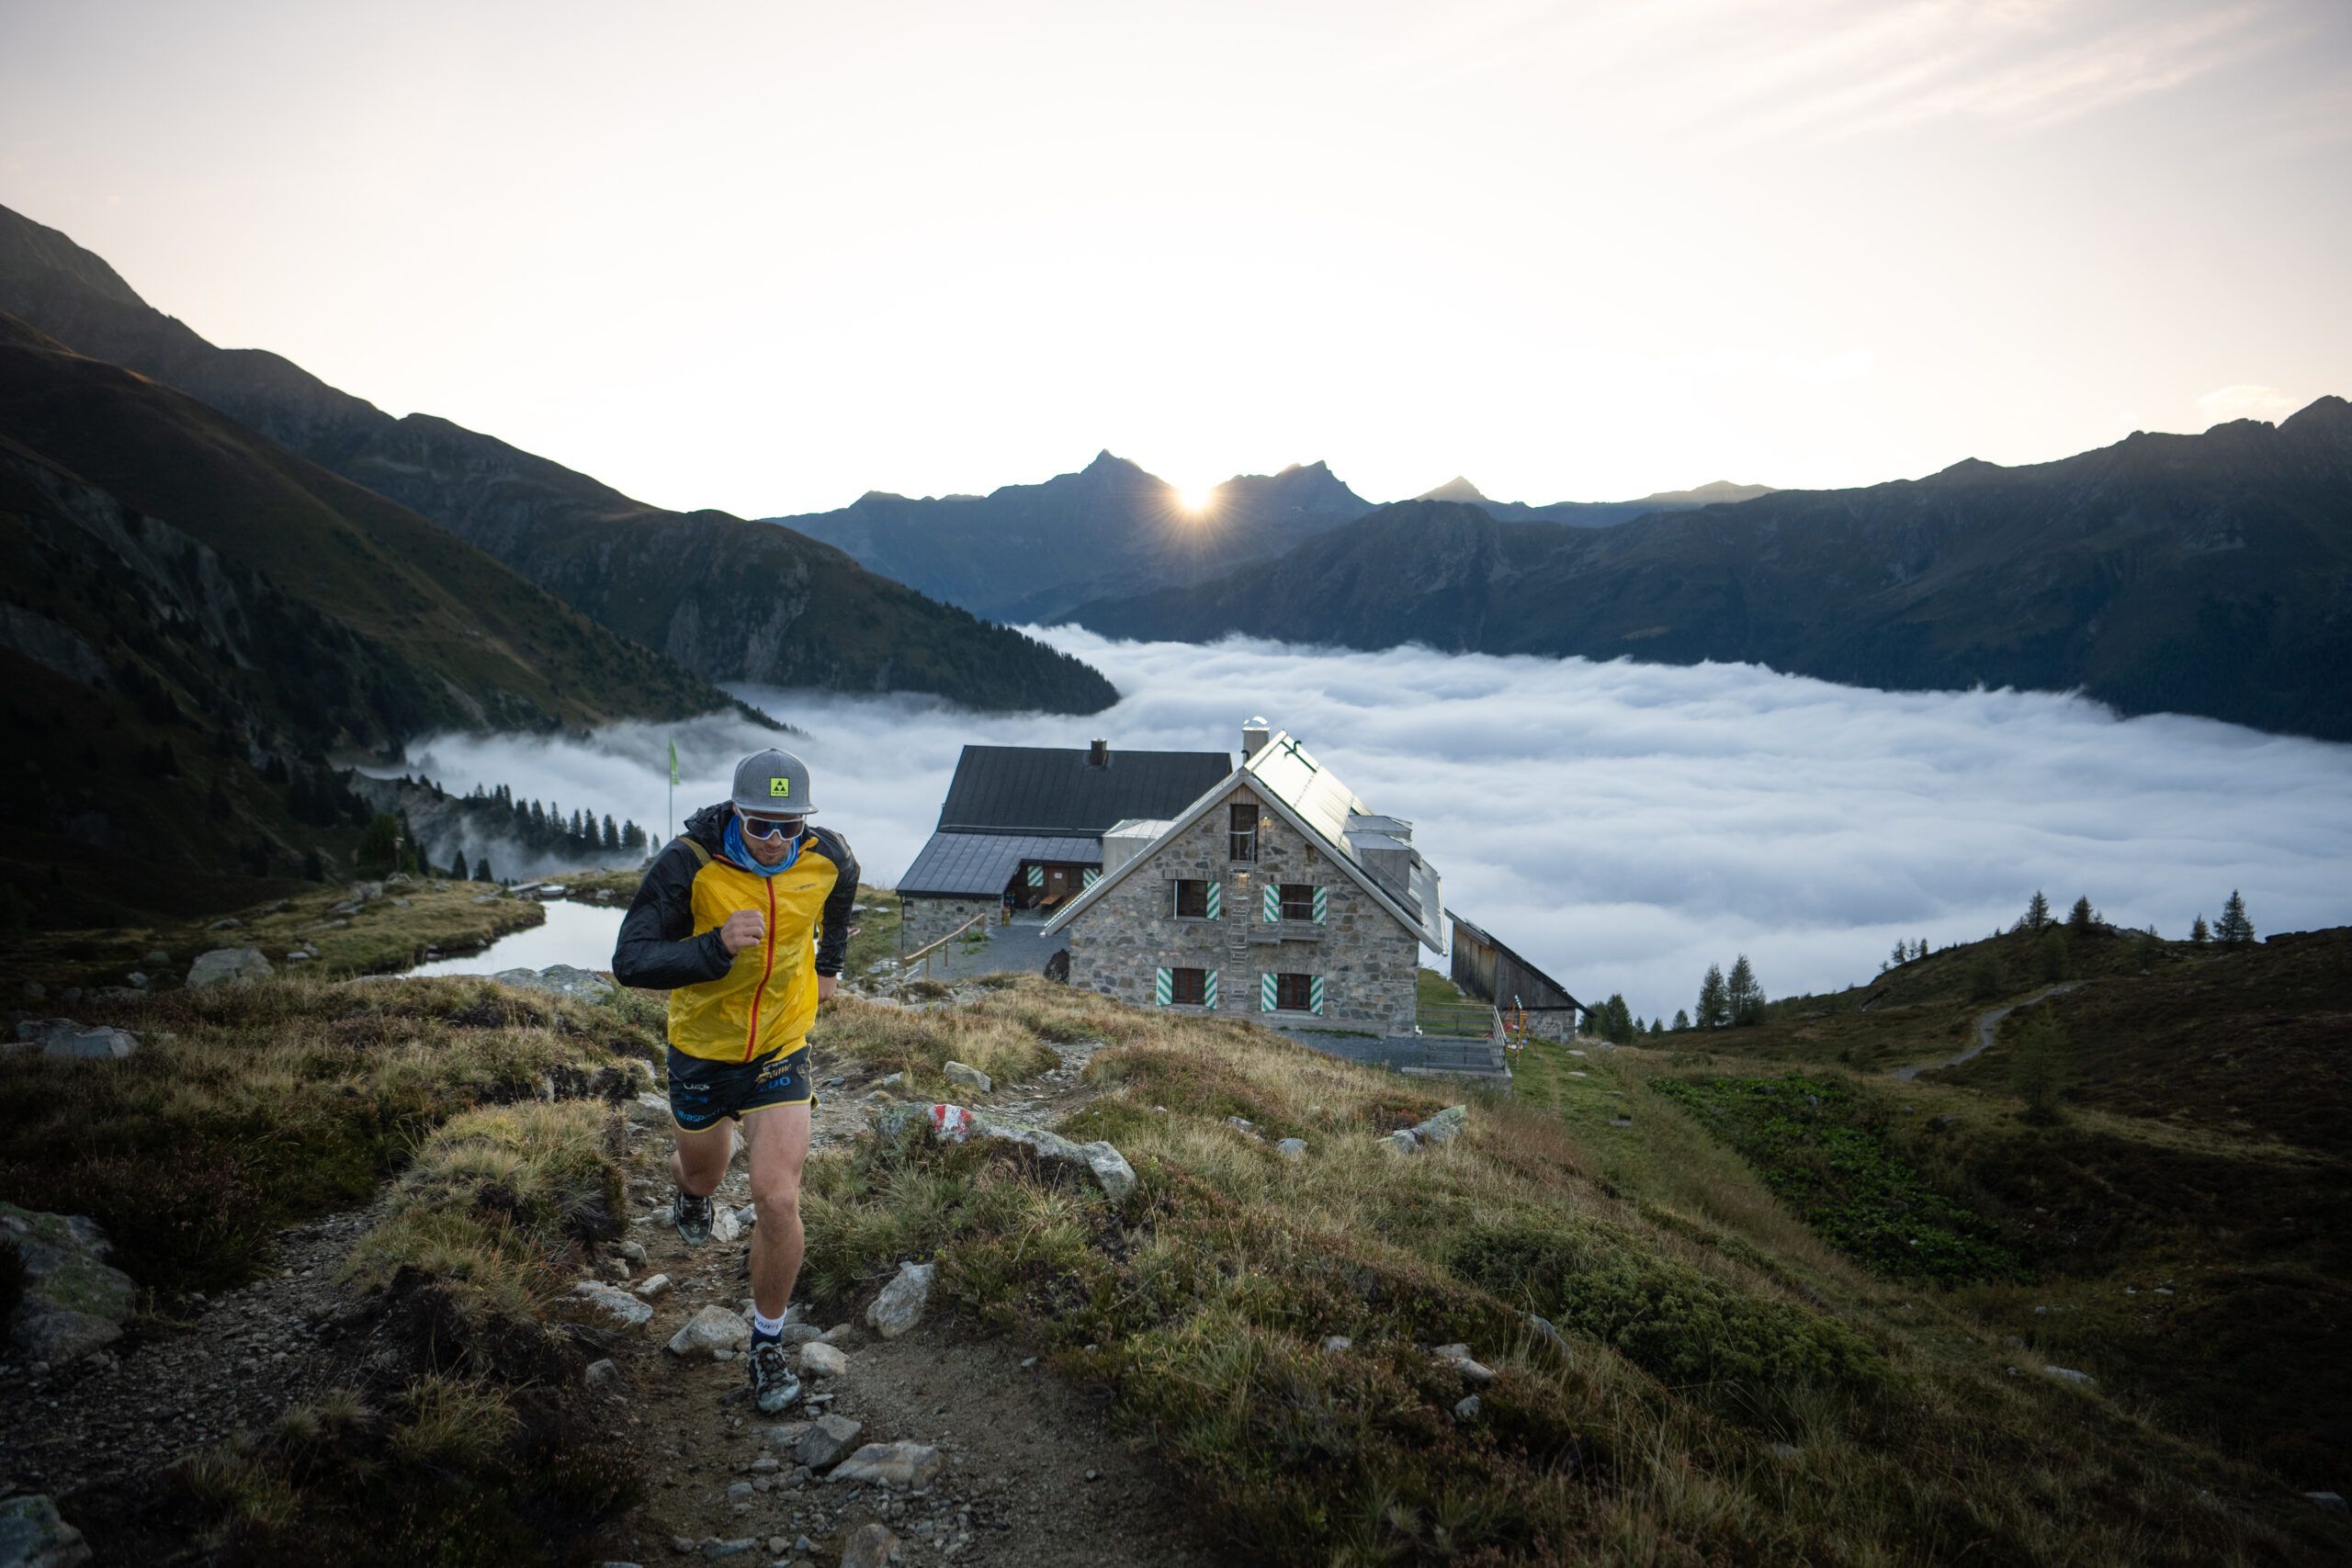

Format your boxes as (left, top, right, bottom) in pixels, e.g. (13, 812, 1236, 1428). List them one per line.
(2216, 890, 2255, 945)
(2068, 896, 2096, 931)
(1696, 964, 1730, 1030)
(356, 813, 400, 877)
(448, 846, 469, 880)
(474, 855, 493, 883)
(1888, 940, 1908, 971)
(2190, 914, 2210, 943)
(1648, 1018, 1664, 1036)
(602, 814, 620, 852)
(1726, 954, 1766, 1026)
(1671, 1009, 1690, 1031)
(2023, 890, 2052, 931)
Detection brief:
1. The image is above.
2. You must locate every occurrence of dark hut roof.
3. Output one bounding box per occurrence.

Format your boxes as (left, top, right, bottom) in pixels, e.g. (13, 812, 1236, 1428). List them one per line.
(898, 832, 1102, 898)
(935, 744, 1232, 835)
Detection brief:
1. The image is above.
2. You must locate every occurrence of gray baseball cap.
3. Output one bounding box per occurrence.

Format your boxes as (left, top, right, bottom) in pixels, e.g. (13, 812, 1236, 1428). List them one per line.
(730, 748, 820, 816)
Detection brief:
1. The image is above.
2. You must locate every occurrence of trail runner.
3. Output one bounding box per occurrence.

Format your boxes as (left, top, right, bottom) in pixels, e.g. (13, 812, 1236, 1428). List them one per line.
(613, 748, 859, 1413)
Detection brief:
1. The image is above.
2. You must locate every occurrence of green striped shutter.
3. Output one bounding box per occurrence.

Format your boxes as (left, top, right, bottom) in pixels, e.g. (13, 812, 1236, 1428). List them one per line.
(1312, 886, 1328, 923)
(1260, 972, 1277, 1012)
(1262, 883, 1280, 923)
(1154, 967, 1171, 1006)
(1309, 975, 1326, 1014)
(1204, 880, 1221, 919)
(1204, 970, 1218, 1009)
(1081, 867, 1099, 888)
(1026, 864, 1044, 887)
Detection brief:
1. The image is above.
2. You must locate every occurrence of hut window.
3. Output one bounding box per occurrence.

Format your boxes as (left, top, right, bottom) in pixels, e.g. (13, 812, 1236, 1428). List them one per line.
(1173, 879, 1214, 919)
(1278, 883, 1318, 922)
(1228, 804, 1259, 862)
(1168, 966, 1208, 1006)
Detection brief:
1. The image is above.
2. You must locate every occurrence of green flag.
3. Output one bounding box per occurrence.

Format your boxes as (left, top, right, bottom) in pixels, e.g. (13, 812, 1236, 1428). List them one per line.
(668, 739, 679, 785)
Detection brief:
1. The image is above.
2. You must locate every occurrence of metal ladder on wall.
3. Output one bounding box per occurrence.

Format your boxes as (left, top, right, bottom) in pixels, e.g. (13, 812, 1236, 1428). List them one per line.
(1224, 870, 1250, 1009)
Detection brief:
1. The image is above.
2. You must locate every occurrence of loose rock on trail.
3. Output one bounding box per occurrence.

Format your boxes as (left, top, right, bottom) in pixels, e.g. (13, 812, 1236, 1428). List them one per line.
(584, 1031, 1221, 1568)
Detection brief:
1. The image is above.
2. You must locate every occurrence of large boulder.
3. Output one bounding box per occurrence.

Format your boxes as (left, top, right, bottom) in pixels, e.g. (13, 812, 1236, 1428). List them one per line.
(0, 1495, 91, 1567)
(865, 1260, 935, 1338)
(971, 1114, 1136, 1202)
(829, 1441, 943, 1488)
(186, 947, 274, 989)
(1, 1206, 135, 1364)
(492, 964, 616, 1002)
(10, 1020, 139, 1061)
(665, 1303, 751, 1359)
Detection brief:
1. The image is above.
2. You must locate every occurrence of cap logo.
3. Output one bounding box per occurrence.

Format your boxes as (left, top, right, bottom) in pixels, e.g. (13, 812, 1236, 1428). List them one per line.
(769, 777, 791, 798)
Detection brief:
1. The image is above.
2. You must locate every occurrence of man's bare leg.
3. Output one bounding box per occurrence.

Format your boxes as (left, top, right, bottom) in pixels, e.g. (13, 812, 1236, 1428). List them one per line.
(741, 1102, 811, 1320)
(671, 1121, 733, 1199)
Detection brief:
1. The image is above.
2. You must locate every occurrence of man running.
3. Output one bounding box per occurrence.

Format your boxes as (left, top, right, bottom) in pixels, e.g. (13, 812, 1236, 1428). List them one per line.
(613, 747, 859, 1414)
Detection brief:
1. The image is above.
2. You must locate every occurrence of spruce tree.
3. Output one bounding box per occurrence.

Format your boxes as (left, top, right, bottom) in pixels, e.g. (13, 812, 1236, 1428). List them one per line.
(1648, 1018, 1664, 1036)
(2023, 890, 2052, 931)
(474, 855, 493, 883)
(2216, 890, 2255, 946)
(1671, 1009, 1690, 1031)
(2189, 914, 2210, 943)
(1696, 964, 1730, 1030)
(602, 814, 620, 852)
(2068, 896, 2096, 931)
(1726, 954, 1765, 1026)
(448, 846, 469, 880)
(1888, 940, 1908, 971)
(356, 813, 400, 877)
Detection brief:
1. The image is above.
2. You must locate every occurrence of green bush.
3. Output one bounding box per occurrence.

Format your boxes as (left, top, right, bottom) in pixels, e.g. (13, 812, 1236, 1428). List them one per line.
(1652, 1076, 2018, 1281)
(1447, 1219, 1884, 1415)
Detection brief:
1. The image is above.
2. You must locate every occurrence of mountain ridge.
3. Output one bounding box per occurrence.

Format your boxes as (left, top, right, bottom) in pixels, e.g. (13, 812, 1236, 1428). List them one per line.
(1072, 403, 2352, 740)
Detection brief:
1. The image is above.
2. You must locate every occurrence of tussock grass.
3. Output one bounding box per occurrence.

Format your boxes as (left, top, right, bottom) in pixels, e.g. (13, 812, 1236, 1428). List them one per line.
(0, 976, 655, 1292)
(179, 1099, 636, 1562)
(345, 1100, 624, 1331)
(796, 977, 2333, 1565)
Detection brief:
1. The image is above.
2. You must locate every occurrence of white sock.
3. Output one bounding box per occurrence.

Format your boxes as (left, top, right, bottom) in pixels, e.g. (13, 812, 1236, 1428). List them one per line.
(752, 1308, 786, 1339)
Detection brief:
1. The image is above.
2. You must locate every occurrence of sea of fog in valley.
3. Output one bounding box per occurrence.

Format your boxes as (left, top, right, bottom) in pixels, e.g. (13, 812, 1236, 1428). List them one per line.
(390, 631, 2352, 1022)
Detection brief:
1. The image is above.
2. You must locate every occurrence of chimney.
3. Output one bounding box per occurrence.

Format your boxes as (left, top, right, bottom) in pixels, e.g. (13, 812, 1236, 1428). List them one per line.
(1241, 716, 1271, 759)
(1088, 739, 1109, 768)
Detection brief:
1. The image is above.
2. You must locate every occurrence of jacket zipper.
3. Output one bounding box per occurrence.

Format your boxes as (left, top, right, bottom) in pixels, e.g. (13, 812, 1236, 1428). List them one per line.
(744, 875, 777, 1061)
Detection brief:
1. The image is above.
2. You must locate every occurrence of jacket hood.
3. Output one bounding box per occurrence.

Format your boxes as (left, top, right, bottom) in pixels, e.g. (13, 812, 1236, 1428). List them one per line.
(683, 801, 733, 852)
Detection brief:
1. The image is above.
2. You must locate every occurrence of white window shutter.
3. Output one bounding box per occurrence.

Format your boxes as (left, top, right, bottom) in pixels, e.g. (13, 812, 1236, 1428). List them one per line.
(1205, 880, 1222, 919)
(1312, 886, 1328, 923)
(1154, 967, 1171, 1007)
(1204, 969, 1218, 1009)
(1262, 882, 1280, 923)
(1081, 867, 1099, 888)
(1309, 975, 1326, 1014)
(1026, 864, 1044, 887)
(1260, 972, 1276, 1012)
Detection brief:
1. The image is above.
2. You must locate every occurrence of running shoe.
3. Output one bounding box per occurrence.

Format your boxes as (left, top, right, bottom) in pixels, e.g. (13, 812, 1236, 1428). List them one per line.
(748, 1337, 802, 1414)
(673, 1188, 713, 1247)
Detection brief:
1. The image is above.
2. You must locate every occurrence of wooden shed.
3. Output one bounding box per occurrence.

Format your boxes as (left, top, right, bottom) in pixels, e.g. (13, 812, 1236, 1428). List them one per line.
(1449, 912, 1583, 1040)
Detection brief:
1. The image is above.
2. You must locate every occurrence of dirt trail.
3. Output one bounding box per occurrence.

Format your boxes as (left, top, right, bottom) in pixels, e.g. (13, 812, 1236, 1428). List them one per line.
(585, 1039, 1224, 1568)
(1889, 982, 2080, 1080)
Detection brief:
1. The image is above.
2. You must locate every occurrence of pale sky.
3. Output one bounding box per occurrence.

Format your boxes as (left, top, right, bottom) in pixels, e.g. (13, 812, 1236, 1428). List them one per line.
(6, 0, 2347, 515)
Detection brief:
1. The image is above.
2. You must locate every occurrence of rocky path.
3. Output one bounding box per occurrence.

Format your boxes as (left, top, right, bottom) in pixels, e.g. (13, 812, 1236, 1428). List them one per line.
(583, 1043, 1222, 1568)
(1889, 982, 2081, 1081)
(0, 1207, 375, 1506)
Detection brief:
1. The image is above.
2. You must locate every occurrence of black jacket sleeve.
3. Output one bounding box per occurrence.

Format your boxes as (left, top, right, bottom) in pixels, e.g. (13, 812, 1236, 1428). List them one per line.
(612, 840, 732, 990)
(813, 829, 860, 977)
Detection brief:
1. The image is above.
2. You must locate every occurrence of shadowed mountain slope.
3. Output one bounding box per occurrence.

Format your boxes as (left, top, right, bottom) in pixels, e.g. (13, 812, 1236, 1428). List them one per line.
(0, 203, 1114, 715)
(1075, 407, 2352, 739)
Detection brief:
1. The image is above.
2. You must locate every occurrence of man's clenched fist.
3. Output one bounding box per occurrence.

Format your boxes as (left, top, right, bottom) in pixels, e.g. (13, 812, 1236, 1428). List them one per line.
(718, 909, 766, 954)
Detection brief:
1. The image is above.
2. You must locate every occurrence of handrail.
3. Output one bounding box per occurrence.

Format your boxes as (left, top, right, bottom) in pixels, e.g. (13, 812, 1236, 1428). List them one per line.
(897, 910, 992, 985)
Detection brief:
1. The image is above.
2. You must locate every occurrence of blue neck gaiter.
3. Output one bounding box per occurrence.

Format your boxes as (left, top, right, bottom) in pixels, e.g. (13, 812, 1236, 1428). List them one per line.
(723, 817, 802, 876)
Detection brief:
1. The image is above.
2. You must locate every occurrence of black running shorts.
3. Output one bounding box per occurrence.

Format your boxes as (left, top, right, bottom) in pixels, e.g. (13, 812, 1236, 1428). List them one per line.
(666, 1042, 815, 1133)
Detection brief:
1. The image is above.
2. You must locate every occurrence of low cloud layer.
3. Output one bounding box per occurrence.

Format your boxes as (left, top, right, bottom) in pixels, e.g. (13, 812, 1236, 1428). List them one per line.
(396, 632, 2352, 1023)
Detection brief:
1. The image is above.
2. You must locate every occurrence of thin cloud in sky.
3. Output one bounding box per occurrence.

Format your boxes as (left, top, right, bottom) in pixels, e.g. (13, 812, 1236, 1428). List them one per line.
(2195, 383, 2301, 423)
(392, 633, 2352, 1027)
